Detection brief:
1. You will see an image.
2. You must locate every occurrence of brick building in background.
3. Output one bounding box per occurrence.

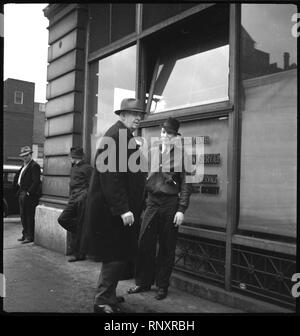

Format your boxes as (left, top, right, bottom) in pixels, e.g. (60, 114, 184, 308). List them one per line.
(3, 78, 45, 167)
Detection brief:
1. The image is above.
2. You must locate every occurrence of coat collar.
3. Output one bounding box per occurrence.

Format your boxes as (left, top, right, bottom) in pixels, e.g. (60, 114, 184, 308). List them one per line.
(116, 120, 134, 139)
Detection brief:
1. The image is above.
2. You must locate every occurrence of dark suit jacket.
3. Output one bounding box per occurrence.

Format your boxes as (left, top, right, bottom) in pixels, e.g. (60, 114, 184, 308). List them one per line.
(14, 159, 41, 200)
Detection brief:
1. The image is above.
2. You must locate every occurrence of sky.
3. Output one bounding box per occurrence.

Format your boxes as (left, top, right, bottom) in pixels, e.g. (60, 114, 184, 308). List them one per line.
(4, 3, 49, 103)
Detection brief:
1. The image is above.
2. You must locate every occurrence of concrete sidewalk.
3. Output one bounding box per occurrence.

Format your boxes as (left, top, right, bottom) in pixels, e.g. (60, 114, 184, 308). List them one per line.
(3, 218, 245, 314)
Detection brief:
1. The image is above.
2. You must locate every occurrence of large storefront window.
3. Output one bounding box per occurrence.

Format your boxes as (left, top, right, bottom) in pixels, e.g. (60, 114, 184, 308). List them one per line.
(89, 45, 137, 161)
(149, 46, 229, 113)
(239, 4, 297, 238)
(146, 4, 229, 114)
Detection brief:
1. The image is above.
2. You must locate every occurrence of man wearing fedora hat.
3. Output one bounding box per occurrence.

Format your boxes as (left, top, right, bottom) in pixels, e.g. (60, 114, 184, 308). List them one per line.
(84, 98, 147, 313)
(128, 117, 192, 300)
(57, 147, 93, 262)
(13, 146, 41, 244)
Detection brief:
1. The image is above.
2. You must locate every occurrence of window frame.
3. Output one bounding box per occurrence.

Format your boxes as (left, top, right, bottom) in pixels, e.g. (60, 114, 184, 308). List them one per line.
(14, 91, 24, 104)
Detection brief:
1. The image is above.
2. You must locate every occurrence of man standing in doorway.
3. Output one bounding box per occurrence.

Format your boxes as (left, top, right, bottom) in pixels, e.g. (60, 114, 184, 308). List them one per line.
(57, 147, 93, 262)
(14, 146, 41, 244)
(84, 98, 146, 314)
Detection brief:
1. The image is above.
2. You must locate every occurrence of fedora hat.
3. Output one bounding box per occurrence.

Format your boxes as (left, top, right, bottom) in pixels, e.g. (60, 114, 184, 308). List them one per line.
(114, 98, 146, 115)
(19, 146, 33, 157)
(161, 117, 181, 136)
(70, 147, 84, 159)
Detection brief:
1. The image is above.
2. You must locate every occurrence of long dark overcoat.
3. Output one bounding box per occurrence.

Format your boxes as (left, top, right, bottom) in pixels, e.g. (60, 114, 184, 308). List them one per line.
(83, 120, 146, 262)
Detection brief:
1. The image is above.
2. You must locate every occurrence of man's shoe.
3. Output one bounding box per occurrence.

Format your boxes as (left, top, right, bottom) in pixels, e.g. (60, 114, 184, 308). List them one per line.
(155, 288, 168, 300)
(68, 255, 86, 262)
(93, 304, 121, 314)
(21, 238, 33, 244)
(127, 285, 151, 294)
(17, 237, 25, 242)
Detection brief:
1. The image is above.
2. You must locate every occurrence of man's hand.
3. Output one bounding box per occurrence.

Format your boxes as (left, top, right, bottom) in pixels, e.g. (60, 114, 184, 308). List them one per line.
(121, 211, 134, 226)
(173, 211, 184, 227)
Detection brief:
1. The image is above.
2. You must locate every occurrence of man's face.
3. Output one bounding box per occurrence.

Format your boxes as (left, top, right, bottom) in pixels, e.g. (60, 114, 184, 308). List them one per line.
(122, 111, 143, 131)
(160, 127, 176, 142)
(22, 154, 32, 164)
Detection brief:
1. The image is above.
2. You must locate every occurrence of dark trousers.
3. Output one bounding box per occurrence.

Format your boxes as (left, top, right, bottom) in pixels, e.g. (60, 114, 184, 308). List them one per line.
(94, 261, 126, 306)
(135, 194, 179, 290)
(18, 190, 37, 240)
(57, 192, 87, 256)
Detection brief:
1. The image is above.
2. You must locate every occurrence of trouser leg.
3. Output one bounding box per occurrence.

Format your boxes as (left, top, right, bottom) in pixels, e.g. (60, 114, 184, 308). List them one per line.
(73, 196, 86, 257)
(25, 199, 36, 241)
(94, 261, 126, 306)
(156, 204, 179, 289)
(18, 192, 26, 238)
(134, 209, 158, 287)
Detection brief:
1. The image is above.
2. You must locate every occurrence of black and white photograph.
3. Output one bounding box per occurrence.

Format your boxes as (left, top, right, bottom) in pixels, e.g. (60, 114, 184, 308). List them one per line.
(2, 2, 299, 321)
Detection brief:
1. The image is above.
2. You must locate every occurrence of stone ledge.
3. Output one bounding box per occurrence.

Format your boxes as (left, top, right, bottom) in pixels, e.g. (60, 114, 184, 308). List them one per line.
(35, 205, 70, 255)
(170, 270, 295, 313)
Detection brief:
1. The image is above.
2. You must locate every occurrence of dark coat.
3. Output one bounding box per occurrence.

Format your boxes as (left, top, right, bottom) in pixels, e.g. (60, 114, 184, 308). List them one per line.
(146, 143, 192, 213)
(83, 121, 146, 262)
(13, 159, 41, 201)
(69, 160, 93, 201)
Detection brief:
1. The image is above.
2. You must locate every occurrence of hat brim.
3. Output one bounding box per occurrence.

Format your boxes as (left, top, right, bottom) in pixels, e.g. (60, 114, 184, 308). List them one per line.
(161, 125, 181, 136)
(114, 109, 146, 115)
(19, 151, 33, 157)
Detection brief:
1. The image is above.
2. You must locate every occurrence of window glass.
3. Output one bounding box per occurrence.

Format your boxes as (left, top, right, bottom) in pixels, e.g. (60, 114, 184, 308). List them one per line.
(142, 117, 228, 229)
(147, 5, 229, 113)
(14, 91, 23, 104)
(142, 3, 199, 30)
(89, 4, 110, 53)
(150, 46, 229, 113)
(239, 4, 297, 238)
(111, 4, 136, 42)
(89, 45, 137, 162)
(89, 4, 136, 54)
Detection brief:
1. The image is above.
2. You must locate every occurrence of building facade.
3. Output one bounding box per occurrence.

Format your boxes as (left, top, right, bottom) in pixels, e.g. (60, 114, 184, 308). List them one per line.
(37, 3, 297, 310)
(3, 78, 46, 167)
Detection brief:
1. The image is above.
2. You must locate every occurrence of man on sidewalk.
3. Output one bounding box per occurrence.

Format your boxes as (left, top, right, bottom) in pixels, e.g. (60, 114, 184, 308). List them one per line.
(83, 98, 146, 314)
(57, 147, 93, 262)
(13, 146, 41, 244)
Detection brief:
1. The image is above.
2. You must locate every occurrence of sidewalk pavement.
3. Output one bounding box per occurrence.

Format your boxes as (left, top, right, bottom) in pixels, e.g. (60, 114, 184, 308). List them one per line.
(3, 217, 243, 314)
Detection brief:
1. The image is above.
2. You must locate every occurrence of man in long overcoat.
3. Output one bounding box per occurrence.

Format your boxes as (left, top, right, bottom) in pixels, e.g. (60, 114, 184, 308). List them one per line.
(57, 147, 93, 262)
(83, 98, 146, 314)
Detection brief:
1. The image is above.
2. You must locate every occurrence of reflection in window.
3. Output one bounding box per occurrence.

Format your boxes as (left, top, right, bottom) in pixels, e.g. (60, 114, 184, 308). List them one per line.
(89, 45, 136, 162)
(239, 4, 297, 238)
(150, 45, 229, 113)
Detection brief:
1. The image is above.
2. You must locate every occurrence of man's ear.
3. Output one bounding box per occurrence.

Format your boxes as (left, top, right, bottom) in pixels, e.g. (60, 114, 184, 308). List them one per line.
(119, 111, 125, 120)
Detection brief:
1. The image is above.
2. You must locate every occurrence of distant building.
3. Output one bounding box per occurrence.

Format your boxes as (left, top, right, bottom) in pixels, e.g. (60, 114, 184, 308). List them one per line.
(3, 78, 45, 167)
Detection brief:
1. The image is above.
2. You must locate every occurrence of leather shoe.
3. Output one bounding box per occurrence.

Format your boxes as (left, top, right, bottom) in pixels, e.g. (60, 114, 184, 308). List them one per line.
(93, 304, 121, 314)
(155, 288, 168, 300)
(17, 237, 25, 242)
(22, 238, 33, 244)
(127, 285, 151, 294)
(68, 255, 86, 262)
